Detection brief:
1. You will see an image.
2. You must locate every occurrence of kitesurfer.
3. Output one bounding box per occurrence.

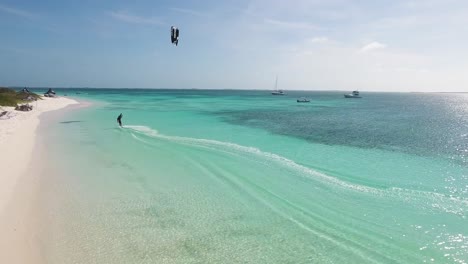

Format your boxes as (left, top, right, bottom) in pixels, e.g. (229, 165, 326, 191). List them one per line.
(117, 113, 123, 127)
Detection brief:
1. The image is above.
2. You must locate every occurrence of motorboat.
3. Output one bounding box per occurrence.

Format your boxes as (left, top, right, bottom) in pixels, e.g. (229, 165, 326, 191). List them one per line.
(344, 91, 361, 98)
(297, 97, 310, 103)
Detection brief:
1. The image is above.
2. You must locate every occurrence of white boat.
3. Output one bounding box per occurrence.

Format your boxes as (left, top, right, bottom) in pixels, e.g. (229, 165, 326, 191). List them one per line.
(271, 76, 286, 95)
(297, 97, 310, 103)
(271, 90, 285, 95)
(344, 91, 361, 98)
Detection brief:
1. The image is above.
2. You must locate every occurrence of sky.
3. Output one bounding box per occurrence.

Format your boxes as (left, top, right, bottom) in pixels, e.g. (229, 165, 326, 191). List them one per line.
(0, 0, 468, 92)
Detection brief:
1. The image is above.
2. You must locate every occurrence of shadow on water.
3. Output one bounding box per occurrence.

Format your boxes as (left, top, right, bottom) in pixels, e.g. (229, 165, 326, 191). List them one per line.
(60, 120, 83, 124)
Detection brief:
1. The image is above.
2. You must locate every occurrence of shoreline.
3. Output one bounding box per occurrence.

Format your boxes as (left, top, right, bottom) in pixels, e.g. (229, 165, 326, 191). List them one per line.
(0, 97, 79, 263)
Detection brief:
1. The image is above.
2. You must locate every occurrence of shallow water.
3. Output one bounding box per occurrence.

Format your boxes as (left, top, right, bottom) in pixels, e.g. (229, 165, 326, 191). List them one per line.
(37, 89, 467, 263)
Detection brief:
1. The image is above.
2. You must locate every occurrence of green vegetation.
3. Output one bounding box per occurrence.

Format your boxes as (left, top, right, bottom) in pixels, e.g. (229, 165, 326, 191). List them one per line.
(0, 87, 41, 107)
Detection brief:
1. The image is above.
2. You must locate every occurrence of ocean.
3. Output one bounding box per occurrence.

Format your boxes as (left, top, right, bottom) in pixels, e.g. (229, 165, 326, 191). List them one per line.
(35, 89, 467, 263)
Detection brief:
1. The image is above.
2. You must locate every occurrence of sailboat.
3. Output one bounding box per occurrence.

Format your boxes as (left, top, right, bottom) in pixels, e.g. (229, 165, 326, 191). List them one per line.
(271, 76, 285, 95)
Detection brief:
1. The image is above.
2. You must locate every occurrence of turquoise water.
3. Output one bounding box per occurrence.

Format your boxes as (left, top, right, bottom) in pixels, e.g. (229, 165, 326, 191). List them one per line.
(37, 89, 467, 263)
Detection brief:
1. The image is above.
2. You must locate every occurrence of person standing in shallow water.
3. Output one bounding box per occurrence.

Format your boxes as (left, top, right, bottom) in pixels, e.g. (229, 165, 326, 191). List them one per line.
(117, 113, 123, 127)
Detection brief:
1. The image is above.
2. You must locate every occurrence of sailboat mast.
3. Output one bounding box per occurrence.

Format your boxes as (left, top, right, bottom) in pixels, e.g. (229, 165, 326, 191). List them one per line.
(275, 75, 278, 90)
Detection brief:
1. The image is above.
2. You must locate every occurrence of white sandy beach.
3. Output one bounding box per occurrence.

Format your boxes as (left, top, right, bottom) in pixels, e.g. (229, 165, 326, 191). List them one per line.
(0, 96, 78, 263)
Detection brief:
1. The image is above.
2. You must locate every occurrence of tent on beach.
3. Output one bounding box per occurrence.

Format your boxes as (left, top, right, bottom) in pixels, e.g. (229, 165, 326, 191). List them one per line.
(44, 88, 56, 97)
(21, 87, 30, 93)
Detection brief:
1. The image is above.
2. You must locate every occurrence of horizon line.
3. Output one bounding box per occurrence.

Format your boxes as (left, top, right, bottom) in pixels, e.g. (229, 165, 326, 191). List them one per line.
(4, 86, 467, 93)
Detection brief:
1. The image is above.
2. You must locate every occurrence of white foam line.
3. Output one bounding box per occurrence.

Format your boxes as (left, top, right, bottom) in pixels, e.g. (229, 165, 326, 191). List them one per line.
(131, 133, 147, 143)
(126, 125, 468, 217)
(126, 125, 378, 193)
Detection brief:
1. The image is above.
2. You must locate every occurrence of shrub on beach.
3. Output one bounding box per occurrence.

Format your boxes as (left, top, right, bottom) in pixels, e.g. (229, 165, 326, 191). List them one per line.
(0, 87, 41, 107)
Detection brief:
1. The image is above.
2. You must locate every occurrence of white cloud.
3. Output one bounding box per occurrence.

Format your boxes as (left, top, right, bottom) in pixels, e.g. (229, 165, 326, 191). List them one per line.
(309, 37, 329, 43)
(277, 39, 445, 91)
(109, 11, 164, 25)
(394, 67, 429, 73)
(263, 18, 319, 30)
(360, 41, 387, 53)
(0, 4, 37, 19)
(170, 7, 207, 17)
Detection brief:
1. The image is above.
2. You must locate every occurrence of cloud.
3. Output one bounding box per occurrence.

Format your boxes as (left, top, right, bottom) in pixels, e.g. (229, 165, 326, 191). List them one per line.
(280, 37, 440, 91)
(263, 18, 319, 30)
(109, 11, 164, 25)
(394, 67, 429, 73)
(309, 37, 329, 43)
(360, 41, 387, 52)
(0, 4, 37, 19)
(170, 7, 207, 17)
